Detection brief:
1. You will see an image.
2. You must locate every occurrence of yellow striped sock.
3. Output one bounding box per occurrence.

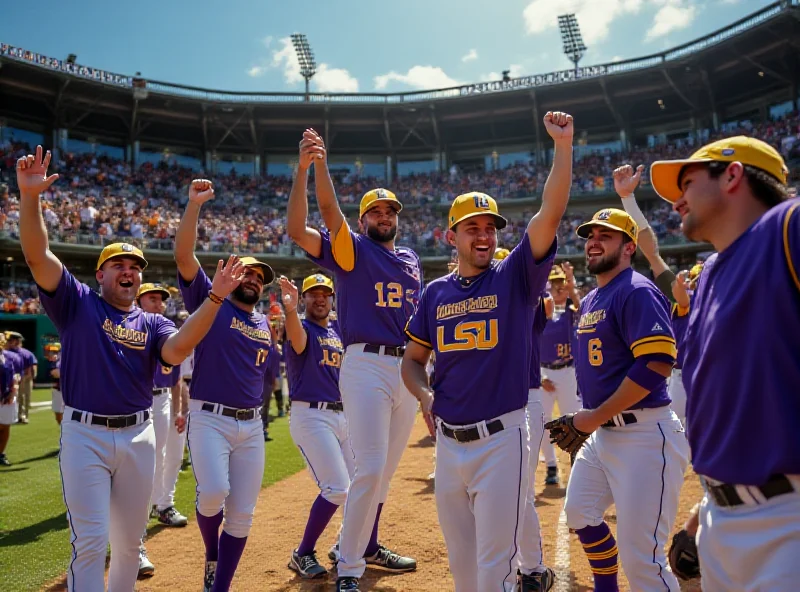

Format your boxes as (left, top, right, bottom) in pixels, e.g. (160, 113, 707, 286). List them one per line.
(591, 565, 620, 575)
(582, 533, 611, 549)
(586, 545, 618, 561)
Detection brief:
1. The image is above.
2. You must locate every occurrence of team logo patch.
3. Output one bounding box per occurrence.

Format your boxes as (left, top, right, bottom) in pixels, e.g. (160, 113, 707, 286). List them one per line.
(376, 189, 387, 199)
(651, 322, 663, 331)
(721, 148, 735, 156)
(121, 243, 134, 252)
(316, 274, 325, 283)
(597, 210, 612, 220)
(473, 193, 490, 209)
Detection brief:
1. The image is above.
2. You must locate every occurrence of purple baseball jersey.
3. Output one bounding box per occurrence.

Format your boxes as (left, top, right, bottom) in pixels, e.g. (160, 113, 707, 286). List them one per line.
(179, 267, 272, 409)
(38, 269, 176, 415)
(154, 362, 180, 389)
(9, 347, 36, 371)
(1, 353, 14, 398)
(683, 199, 800, 485)
(529, 296, 549, 389)
(575, 268, 675, 410)
(540, 300, 578, 366)
(50, 358, 61, 391)
(406, 234, 556, 425)
(3, 349, 24, 376)
(670, 297, 692, 370)
(307, 228, 422, 347)
(262, 343, 281, 395)
(286, 317, 343, 404)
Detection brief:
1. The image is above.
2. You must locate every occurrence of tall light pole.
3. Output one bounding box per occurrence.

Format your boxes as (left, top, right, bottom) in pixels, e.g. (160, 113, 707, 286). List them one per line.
(558, 14, 587, 78)
(291, 33, 317, 101)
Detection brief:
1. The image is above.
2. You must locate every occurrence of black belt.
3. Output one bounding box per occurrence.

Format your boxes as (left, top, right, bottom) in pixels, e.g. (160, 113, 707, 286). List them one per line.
(440, 419, 504, 443)
(201, 402, 260, 421)
(542, 359, 574, 370)
(703, 474, 797, 508)
(152, 388, 170, 395)
(309, 401, 344, 412)
(602, 412, 638, 428)
(363, 344, 405, 357)
(183, 378, 191, 385)
(71, 409, 150, 429)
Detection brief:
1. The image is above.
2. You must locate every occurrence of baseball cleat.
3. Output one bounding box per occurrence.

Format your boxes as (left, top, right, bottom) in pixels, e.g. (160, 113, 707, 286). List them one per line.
(0, 454, 11, 466)
(518, 567, 556, 592)
(365, 544, 417, 572)
(328, 542, 341, 563)
(203, 560, 217, 592)
(288, 549, 328, 579)
(157, 506, 189, 527)
(545, 466, 559, 485)
(336, 576, 360, 591)
(137, 546, 155, 579)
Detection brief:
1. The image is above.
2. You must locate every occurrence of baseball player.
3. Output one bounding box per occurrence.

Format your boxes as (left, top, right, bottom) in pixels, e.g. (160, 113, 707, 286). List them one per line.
(0, 332, 21, 466)
(175, 178, 276, 592)
(279, 273, 353, 580)
(260, 340, 280, 442)
(0, 336, 23, 464)
(287, 131, 419, 592)
(402, 110, 574, 592)
(538, 263, 582, 486)
(16, 146, 242, 592)
(611, 164, 693, 428)
(650, 136, 800, 589)
(136, 283, 189, 527)
(4, 331, 36, 424)
(546, 207, 690, 591)
(45, 343, 65, 424)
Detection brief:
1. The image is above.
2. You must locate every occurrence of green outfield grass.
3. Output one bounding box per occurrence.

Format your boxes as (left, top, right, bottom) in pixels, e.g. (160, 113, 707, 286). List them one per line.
(0, 388, 304, 592)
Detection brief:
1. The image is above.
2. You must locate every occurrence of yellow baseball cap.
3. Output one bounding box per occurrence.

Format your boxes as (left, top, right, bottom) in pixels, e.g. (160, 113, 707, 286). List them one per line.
(137, 283, 170, 301)
(650, 136, 789, 203)
(493, 248, 511, 261)
(576, 208, 639, 244)
(549, 266, 567, 281)
(45, 342, 61, 352)
(238, 257, 275, 285)
(4, 331, 23, 340)
(448, 192, 507, 230)
(359, 188, 403, 218)
(96, 243, 148, 271)
(688, 263, 704, 281)
(301, 273, 334, 295)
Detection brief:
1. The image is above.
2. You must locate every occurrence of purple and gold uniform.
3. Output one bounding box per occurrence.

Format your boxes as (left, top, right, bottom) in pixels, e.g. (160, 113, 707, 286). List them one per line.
(40, 269, 176, 415)
(154, 362, 180, 389)
(540, 299, 578, 367)
(179, 266, 272, 408)
(286, 318, 343, 404)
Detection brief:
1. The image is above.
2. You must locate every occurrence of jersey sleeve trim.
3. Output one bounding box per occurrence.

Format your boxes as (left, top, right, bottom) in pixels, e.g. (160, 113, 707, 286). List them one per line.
(631, 337, 676, 359)
(331, 219, 356, 272)
(783, 202, 800, 294)
(405, 329, 433, 349)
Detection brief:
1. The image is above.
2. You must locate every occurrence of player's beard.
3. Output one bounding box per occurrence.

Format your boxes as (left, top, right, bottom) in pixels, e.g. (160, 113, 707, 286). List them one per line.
(233, 283, 261, 305)
(587, 242, 624, 275)
(366, 223, 397, 243)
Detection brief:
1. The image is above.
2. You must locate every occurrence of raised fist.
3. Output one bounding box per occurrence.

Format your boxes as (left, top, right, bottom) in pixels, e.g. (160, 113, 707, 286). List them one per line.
(543, 111, 574, 142)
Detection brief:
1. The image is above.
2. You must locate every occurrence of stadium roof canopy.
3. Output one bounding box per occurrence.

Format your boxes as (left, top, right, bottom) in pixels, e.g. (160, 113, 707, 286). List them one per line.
(1, 0, 799, 159)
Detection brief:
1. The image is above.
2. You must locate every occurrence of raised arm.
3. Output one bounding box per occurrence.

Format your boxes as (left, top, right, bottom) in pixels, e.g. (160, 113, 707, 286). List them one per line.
(278, 277, 308, 355)
(287, 138, 323, 257)
(305, 129, 350, 242)
(16, 147, 63, 292)
(161, 256, 245, 365)
(561, 261, 581, 307)
(527, 112, 574, 260)
(174, 179, 215, 283)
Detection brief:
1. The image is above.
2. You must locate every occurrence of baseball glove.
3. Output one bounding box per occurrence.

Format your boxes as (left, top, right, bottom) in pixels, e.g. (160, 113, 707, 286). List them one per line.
(544, 414, 590, 464)
(668, 529, 700, 580)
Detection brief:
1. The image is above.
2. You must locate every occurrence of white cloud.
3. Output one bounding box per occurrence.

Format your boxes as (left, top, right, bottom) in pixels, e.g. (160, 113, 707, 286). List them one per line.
(249, 36, 358, 91)
(523, 0, 646, 45)
(462, 49, 479, 63)
(645, 1, 696, 40)
(481, 64, 525, 82)
(374, 65, 460, 91)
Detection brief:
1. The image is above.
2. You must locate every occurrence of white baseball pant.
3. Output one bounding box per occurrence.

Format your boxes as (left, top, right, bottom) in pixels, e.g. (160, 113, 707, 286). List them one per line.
(187, 400, 265, 538)
(519, 391, 547, 575)
(59, 406, 155, 592)
(152, 392, 187, 511)
(667, 368, 687, 431)
(150, 391, 171, 509)
(0, 399, 18, 425)
(564, 406, 689, 592)
(435, 408, 529, 592)
(335, 345, 417, 578)
(540, 365, 580, 468)
(52, 388, 65, 413)
(696, 482, 800, 591)
(18, 375, 32, 420)
(290, 402, 354, 506)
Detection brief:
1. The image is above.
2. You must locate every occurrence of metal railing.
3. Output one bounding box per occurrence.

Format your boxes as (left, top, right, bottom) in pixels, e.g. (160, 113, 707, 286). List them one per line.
(0, 1, 793, 105)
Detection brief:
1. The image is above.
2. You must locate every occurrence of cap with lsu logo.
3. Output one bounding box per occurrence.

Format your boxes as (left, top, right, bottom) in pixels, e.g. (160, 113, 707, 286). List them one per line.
(96, 243, 148, 271)
(650, 136, 790, 203)
(493, 248, 511, 261)
(576, 208, 639, 245)
(448, 192, 508, 230)
(238, 256, 275, 285)
(136, 283, 171, 301)
(359, 188, 403, 218)
(548, 266, 567, 281)
(301, 273, 334, 295)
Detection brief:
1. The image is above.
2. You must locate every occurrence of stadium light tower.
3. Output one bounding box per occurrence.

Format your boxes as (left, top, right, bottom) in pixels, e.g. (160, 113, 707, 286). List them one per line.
(291, 33, 317, 101)
(558, 14, 587, 77)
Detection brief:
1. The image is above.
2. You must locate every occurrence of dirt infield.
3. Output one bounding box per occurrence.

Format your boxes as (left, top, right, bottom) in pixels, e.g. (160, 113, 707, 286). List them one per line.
(46, 413, 704, 591)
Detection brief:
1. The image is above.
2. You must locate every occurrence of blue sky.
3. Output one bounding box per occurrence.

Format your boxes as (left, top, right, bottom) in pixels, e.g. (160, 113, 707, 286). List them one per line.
(0, 0, 776, 94)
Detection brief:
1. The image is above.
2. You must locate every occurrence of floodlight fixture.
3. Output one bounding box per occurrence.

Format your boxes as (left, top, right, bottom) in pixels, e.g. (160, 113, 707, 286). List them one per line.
(558, 14, 587, 76)
(291, 33, 317, 100)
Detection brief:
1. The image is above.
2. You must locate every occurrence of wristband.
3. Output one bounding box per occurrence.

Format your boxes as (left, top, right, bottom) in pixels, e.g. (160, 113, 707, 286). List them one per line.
(208, 291, 224, 305)
(620, 193, 650, 229)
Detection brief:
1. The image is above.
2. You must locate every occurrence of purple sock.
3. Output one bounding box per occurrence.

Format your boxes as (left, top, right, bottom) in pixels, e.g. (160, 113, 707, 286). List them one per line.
(196, 510, 223, 562)
(363, 503, 384, 557)
(297, 494, 339, 556)
(210, 531, 247, 592)
(576, 522, 619, 592)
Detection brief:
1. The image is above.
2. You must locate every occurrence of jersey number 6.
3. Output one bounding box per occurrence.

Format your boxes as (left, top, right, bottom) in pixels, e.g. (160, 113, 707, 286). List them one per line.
(588, 338, 603, 366)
